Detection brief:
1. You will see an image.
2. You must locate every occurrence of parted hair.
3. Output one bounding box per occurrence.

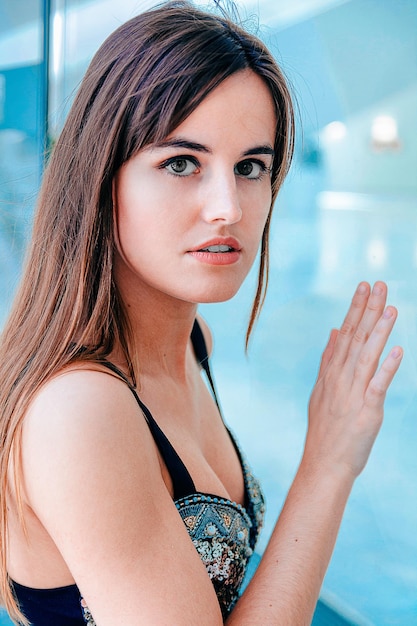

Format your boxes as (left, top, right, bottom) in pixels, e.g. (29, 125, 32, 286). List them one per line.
(0, 1, 294, 621)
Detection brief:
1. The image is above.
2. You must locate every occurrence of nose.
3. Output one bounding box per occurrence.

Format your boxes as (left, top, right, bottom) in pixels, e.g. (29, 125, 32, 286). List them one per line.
(200, 170, 242, 224)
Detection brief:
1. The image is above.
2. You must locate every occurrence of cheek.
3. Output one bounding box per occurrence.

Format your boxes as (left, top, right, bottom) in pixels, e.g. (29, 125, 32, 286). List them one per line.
(113, 185, 151, 262)
(114, 188, 187, 268)
(245, 188, 271, 234)
(115, 178, 159, 236)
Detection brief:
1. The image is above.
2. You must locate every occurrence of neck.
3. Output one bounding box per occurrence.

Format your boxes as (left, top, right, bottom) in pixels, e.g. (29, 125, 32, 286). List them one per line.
(113, 278, 199, 382)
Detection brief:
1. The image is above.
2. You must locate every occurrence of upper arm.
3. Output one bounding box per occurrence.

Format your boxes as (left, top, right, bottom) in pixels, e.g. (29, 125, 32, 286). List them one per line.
(21, 370, 222, 625)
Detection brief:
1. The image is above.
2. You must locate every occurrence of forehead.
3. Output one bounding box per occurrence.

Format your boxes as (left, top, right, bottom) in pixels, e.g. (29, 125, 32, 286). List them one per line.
(163, 69, 277, 148)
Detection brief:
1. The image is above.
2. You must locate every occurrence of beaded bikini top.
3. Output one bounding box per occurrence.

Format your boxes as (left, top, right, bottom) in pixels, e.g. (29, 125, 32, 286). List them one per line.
(95, 320, 265, 620)
(12, 320, 265, 625)
(174, 447, 265, 619)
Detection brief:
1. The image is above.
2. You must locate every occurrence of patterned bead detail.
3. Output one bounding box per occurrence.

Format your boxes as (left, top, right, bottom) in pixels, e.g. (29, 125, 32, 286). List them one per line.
(175, 496, 254, 619)
(237, 443, 266, 550)
(174, 440, 265, 619)
(80, 597, 96, 625)
(206, 523, 218, 536)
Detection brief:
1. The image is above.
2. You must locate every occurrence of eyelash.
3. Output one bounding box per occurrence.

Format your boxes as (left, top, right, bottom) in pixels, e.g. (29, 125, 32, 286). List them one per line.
(158, 155, 200, 176)
(158, 155, 271, 180)
(235, 159, 271, 180)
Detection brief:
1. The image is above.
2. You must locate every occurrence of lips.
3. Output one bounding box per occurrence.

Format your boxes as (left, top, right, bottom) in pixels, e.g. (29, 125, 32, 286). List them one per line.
(201, 244, 233, 253)
(187, 237, 241, 266)
(190, 237, 241, 253)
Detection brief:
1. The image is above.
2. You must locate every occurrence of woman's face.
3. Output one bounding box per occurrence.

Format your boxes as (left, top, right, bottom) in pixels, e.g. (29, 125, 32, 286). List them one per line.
(113, 69, 276, 306)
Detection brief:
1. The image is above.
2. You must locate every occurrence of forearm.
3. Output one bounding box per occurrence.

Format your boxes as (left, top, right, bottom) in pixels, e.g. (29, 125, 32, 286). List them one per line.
(227, 459, 354, 625)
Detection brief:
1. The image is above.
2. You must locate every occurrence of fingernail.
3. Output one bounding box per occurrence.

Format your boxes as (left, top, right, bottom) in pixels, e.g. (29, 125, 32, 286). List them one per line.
(383, 307, 393, 319)
(390, 347, 402, 359)
(373, 283, 383, 295)
(357, 283, 367, 294)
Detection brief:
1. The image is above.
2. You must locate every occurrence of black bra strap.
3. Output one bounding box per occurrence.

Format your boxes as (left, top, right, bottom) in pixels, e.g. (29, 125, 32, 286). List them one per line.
(98, 359, 196, 500)
(98, 319, 218, 500)
(190, 319, 222, 414)
(130, 386, 198, 500)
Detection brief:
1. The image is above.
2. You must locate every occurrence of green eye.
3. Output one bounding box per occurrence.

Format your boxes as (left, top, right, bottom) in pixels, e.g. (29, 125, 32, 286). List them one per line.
(170, 159, 188, 173)
(164, 157, 199, 176)
(235, 160, 267, 179)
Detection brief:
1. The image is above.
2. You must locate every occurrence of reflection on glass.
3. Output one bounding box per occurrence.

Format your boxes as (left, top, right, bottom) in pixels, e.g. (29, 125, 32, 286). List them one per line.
(322, 120, 347, 142)
(371, 114, 400, 151)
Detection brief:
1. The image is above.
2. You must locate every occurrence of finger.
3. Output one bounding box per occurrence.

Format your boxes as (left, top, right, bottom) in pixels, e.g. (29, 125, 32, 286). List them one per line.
(352, 305, 399, 393)
(317, 329, 338, 380)
(345, 282, 388, 366)
(364, 345, 403, 410)
(332, 282, 371, 365)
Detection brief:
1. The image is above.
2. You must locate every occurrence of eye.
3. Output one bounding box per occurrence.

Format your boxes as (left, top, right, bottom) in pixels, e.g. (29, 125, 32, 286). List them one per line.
(161, 156, 199, 176)
(235, 159, 269, 180)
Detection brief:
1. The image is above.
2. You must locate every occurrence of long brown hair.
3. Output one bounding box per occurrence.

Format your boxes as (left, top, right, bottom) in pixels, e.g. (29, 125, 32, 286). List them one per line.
(0, 1, 294, 621)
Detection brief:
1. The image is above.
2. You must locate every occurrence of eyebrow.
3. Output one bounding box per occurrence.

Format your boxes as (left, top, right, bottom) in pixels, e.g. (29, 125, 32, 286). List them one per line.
(151, 137, 275, 158)
(244, 145, 275, 157)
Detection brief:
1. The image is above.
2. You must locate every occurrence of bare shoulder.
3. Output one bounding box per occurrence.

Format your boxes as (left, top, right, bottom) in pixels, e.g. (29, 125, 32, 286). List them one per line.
(27, 365, 135, 412)
(21, 366, 160, 511)
(23, 366, 142, 447)
(196, 312, 213, 356)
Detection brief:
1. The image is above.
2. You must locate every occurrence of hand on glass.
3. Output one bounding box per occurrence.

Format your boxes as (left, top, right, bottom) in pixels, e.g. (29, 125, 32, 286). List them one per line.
(305, 281, 403, 480)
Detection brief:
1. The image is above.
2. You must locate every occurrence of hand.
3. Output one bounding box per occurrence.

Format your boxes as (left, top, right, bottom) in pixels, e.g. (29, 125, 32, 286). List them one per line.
(305, 281, 403, 480)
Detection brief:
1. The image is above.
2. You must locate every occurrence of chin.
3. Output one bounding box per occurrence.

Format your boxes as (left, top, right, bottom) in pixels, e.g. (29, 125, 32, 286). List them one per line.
(194, 285, 242, 304)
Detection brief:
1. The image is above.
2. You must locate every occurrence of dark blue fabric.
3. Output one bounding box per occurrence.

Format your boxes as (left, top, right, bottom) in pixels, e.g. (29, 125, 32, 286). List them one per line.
(11, 581, 84, 625)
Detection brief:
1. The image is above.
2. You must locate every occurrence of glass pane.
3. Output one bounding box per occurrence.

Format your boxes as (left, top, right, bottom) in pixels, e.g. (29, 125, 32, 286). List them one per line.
(0, 0, 45, 326)
(50, 0, 156, 135)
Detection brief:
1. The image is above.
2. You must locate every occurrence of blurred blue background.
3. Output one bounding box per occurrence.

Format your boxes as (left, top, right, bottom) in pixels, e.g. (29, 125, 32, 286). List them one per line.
(0, 1, 416, 624)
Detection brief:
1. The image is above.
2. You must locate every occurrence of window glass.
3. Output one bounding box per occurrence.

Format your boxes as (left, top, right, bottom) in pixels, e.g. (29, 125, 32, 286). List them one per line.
(0, 0, 44, 326)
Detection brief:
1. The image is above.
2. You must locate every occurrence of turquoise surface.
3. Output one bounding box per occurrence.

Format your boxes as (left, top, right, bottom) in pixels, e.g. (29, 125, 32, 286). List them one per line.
(0, 609, 11, 626)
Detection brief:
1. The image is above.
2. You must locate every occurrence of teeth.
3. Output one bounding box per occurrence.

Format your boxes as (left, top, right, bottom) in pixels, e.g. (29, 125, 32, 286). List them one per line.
(202, 244, 232, 252)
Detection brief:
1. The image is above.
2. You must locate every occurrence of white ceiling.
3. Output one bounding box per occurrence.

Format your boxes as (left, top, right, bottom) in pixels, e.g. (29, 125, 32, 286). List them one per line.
(229, 0, 350, 29)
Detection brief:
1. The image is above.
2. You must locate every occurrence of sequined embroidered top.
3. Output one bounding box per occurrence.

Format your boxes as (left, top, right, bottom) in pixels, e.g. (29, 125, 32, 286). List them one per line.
(11, 320, 265, 625)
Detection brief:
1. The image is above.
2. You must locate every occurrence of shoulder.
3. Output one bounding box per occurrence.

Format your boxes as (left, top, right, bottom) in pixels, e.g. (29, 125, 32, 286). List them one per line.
(22, 363, 147, 445)
(24, 366, 137, 436)
(21, 366, 161, 508)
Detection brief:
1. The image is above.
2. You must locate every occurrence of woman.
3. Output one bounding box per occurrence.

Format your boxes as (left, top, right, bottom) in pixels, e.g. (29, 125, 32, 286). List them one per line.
(0, 2, 402, 624)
